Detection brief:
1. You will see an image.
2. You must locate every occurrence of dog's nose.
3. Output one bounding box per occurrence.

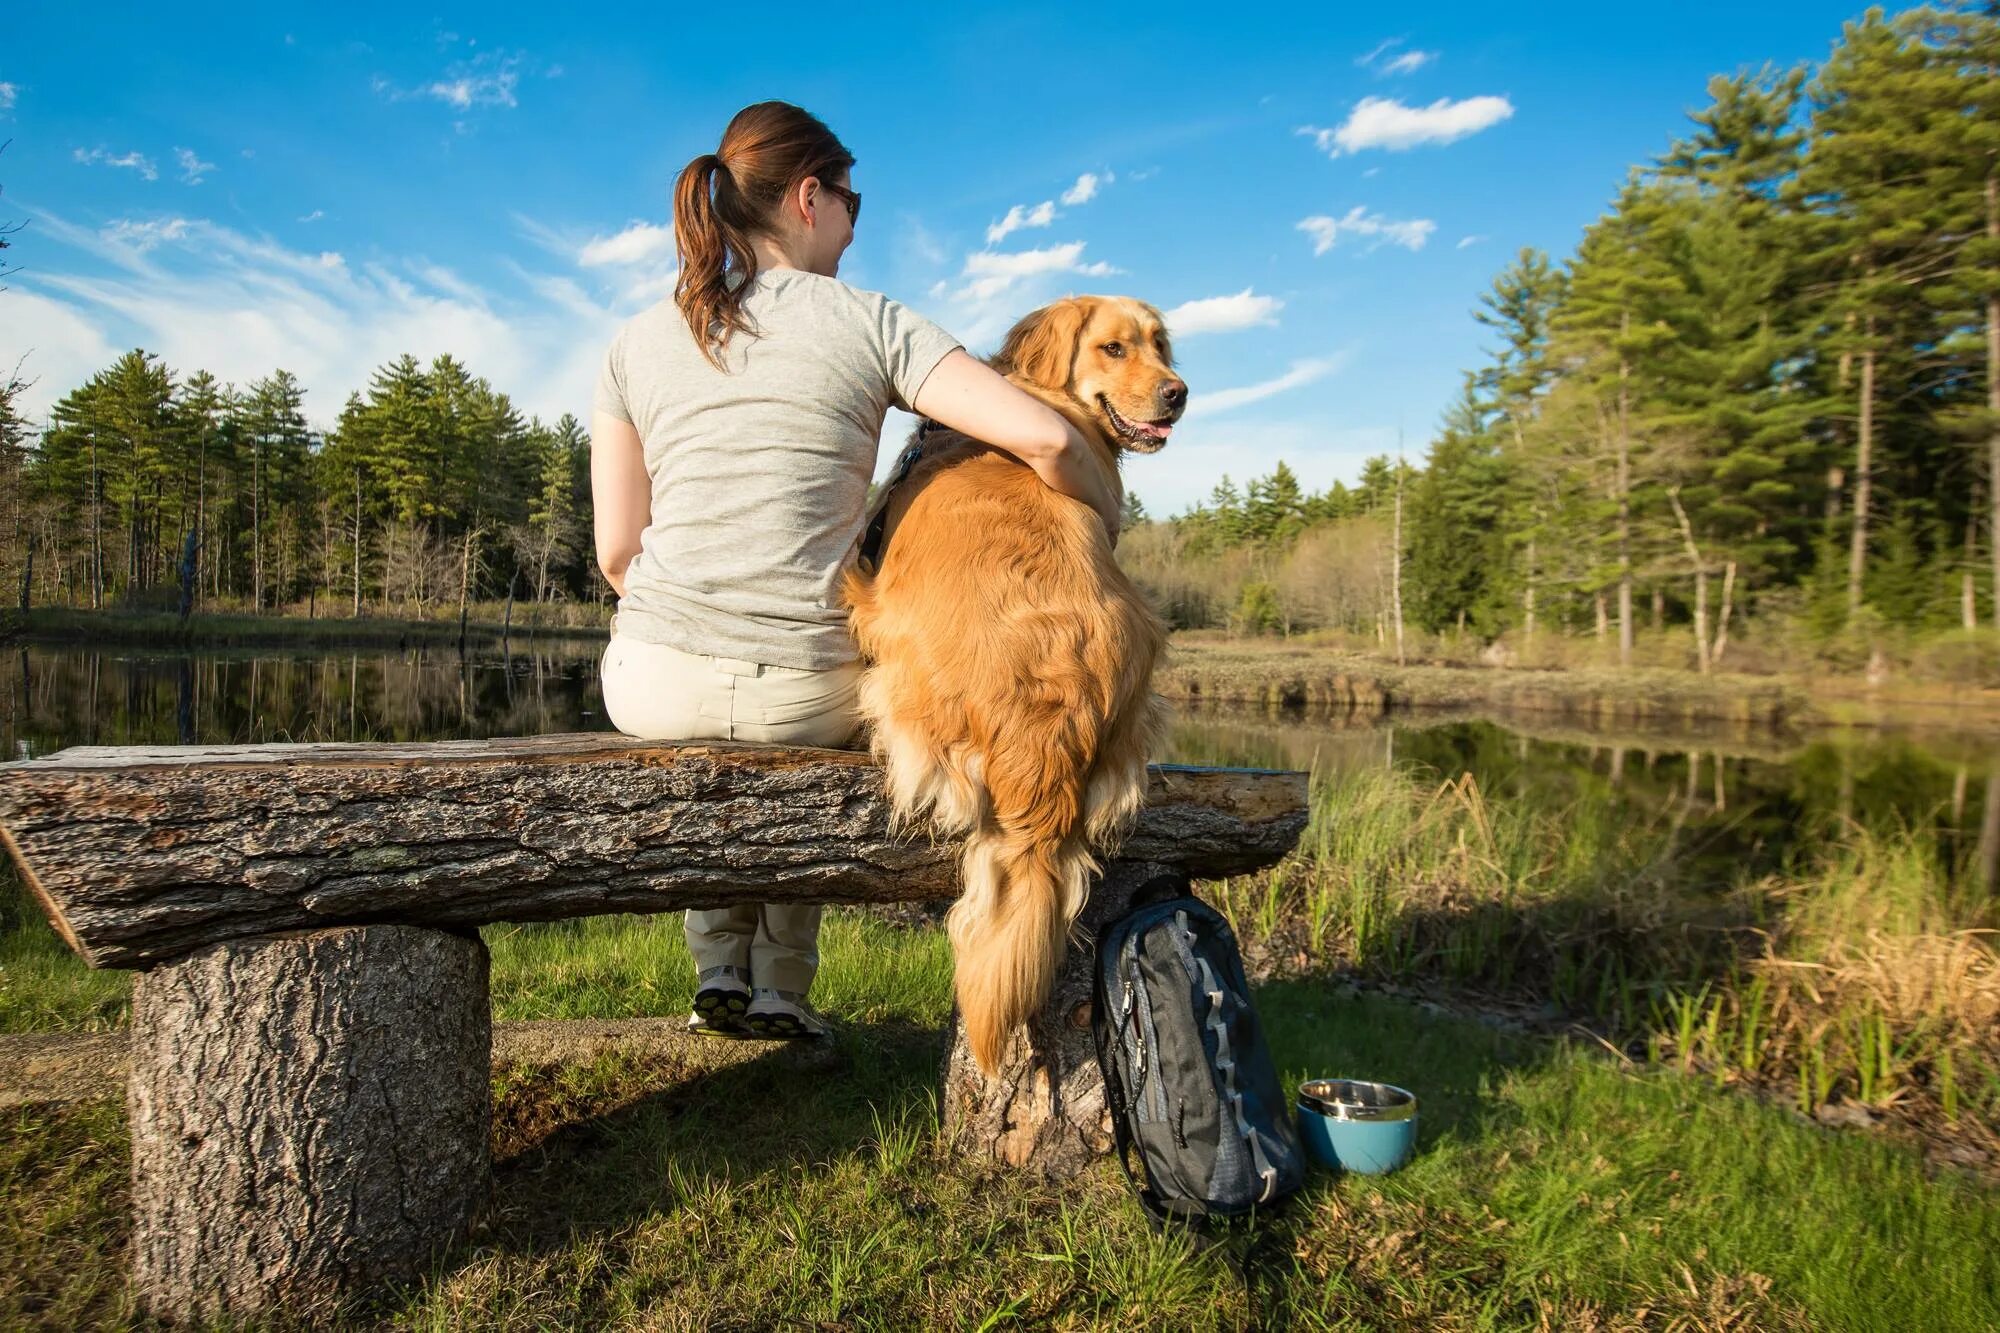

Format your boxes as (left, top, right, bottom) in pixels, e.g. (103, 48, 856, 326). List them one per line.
(1159, 380, 1187, 411)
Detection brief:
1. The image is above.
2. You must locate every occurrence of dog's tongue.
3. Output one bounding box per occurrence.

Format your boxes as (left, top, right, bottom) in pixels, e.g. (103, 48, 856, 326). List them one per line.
(1134, 419, 1174, 440)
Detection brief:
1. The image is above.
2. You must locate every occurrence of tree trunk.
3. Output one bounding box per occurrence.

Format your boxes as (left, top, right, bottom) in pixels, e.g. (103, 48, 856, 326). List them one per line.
(1988, 174, 1999, 633)
(1390, 459, 1405, 667)
(1712, 561, 1737, 668)
(352, 469, 363, 619)
(128, 924, 490, 1321)
(457, 528, 477, 652)
(1594, 592, 1608, 641)
(1847, 338, 1876, 624)
(1669, 487, 1711, 675)
(942, 859, 1173, 1177)
(89, 431, 102, 610)
(1616, 349, 1633, 667)
(1523, 538, 1537, 648)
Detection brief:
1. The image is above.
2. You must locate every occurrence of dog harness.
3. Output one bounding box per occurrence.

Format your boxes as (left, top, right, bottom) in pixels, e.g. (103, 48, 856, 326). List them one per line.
(856, 419, 944, 575)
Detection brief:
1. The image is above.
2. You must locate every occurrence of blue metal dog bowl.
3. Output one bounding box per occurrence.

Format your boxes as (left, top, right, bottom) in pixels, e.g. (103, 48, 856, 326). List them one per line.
(1297, 1078, 1418, 1175)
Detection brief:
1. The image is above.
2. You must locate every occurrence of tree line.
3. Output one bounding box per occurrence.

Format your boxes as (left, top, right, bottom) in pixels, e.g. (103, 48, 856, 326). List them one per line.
(1130, 4, 1999, 671)
(0, 351, 594, 620)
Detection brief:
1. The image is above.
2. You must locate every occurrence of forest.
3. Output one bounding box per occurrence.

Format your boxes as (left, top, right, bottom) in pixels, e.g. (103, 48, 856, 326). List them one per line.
(3, 6, 1996, 676)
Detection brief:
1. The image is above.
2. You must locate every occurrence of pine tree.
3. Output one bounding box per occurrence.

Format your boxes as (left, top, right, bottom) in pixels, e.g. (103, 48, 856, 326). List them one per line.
(1795, 10, 1960, 625)
(1473, 248, 1567, 643)
(1407, 379, 1511, 634)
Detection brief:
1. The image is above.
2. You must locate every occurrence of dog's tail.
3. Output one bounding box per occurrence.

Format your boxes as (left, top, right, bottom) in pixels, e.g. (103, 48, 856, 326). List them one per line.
(946, 737, 1098, 1075)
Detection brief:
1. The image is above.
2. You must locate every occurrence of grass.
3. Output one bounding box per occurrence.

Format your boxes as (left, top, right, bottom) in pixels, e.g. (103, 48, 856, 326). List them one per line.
(3, 914, 1997, 1329)
(1212, 763, 2000, 1138)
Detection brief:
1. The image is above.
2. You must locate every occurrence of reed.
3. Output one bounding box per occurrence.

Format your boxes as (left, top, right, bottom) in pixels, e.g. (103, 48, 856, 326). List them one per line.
(1217, 764, 2000, 1131)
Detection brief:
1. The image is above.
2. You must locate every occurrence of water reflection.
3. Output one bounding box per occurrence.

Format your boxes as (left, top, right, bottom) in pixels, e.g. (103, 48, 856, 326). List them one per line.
(1, 641, 609, 756)
(4, 643, 1996, 893)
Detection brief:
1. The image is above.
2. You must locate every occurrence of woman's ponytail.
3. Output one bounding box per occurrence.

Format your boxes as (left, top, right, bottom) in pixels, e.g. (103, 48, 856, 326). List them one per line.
(671, 103, 854, 370)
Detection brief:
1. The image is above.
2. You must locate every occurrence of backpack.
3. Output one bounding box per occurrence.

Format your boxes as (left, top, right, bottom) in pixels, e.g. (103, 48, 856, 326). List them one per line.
(1092, 876, 1306, 1229)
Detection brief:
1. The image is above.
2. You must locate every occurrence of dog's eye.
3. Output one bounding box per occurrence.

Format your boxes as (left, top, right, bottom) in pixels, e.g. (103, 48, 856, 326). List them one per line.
(1102, 342, 1125, 358)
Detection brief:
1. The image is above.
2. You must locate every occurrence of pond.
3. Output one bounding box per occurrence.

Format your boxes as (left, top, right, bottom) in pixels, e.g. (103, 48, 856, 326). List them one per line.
(4, 640, 1996, 899)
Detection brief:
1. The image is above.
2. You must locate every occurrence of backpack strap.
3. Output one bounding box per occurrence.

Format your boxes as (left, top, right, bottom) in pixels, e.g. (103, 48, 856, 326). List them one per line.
(1092, 943, 1177, 1231)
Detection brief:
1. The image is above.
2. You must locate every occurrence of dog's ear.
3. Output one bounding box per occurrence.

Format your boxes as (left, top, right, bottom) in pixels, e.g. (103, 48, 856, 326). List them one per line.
(997, 298, 1090, 391)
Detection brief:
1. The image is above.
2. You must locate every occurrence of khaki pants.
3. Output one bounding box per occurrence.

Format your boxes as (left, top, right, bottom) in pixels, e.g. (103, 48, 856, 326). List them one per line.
(600, 633, 862, 997)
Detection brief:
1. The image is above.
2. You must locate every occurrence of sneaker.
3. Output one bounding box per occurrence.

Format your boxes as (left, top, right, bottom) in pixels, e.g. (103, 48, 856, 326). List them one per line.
(688, 966, 751, 1038)
(743, 988, 831, 1039)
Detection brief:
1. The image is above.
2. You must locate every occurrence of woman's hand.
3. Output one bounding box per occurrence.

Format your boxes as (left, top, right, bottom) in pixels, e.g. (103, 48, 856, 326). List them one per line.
(912, 349, 1120, 542)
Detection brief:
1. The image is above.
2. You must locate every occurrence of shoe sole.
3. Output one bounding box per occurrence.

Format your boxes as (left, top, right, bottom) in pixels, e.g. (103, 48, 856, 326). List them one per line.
(692, 987, 750, 1036)
(743, 1013, 827, 1040)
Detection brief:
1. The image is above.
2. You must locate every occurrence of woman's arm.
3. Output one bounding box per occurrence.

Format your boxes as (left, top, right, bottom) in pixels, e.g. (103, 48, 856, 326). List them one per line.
(912, 350, 1121, 542)
(590, 409, 651, 599)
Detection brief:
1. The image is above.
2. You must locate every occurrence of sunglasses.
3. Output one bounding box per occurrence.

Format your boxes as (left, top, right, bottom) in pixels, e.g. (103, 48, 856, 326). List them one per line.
(819, 180, 861, 225)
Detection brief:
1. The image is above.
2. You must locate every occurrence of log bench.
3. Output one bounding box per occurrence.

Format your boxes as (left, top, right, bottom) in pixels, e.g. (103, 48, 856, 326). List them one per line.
(0, 734, 1308, 1321)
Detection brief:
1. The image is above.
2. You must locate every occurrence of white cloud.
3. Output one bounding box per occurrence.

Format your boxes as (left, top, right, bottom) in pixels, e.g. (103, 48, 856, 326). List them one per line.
(0, 83, 16, 113)
(1061, 172, 1109, 206)
(1355, 38, 1403, 68)
(1165, 289, 1283, 336)
(377, 50, 524, 112)
(175, 147, 216, 185)
(102, 217, 194, 250)
(984, 171, 1110, 246)
(903, 217, 949, 267)
(298, 209, 324, 223)
(1300, 94, 1513, 155)
(1355, 38, 1435, 76)
(7, 209, 626, 431)
(562, 221, 678, 307)
(1457, 234, 1487, 249)
(1183, 354, 1347, 417)
(0, 288, 118, 413)
(72, 146, 159, 181)
(956, 241, 1116, 303)
(1297, 207, 1435, 255)
(577, 221, 675, 268)
(986, 200, 1057, 246)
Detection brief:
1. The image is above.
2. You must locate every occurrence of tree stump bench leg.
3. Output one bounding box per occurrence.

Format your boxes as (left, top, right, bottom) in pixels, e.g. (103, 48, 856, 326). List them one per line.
(127, 924, 491, 1321)
(940, 859, 1176, 1178)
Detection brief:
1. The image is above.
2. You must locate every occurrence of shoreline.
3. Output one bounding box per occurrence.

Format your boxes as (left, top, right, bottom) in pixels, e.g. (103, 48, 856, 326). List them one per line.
(1158, 641, 2000, 735)
(4, 607, 610, 651)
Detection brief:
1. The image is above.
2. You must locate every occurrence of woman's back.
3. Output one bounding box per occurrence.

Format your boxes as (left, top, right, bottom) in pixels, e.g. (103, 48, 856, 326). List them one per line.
(595, 267, 958, 670)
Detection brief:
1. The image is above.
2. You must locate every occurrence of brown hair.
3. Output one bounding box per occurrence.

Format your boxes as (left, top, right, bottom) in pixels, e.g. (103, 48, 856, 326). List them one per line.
(673, 102, 856, 369)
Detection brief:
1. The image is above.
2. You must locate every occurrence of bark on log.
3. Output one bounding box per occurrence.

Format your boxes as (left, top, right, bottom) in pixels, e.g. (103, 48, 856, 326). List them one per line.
(0, 736, 1308, 968)
(128, 924, 490, 1321)
(941, 859, 1175, 1178)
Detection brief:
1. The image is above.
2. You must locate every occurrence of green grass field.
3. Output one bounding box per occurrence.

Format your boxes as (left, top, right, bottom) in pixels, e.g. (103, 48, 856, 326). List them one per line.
(3, 907, 1997, 1330)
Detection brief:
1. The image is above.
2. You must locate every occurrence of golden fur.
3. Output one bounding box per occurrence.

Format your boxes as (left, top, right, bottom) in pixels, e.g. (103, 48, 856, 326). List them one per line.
(840, 296, 1185, 1075)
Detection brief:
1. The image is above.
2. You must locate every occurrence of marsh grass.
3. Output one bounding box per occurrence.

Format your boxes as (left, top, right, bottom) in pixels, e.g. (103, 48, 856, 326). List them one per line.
(1214, 764, 2000, 1133)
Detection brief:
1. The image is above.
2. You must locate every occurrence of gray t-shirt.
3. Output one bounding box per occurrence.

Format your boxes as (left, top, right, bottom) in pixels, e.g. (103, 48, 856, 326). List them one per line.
(594, 268, 961, 669)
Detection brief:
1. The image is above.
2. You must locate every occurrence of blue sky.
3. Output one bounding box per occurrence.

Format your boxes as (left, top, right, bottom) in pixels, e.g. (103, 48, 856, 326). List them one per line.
(4, 2, 1894, 515)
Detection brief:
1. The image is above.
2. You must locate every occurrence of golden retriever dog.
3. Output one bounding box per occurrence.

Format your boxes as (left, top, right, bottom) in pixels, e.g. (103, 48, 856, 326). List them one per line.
(841, 295, 1185, 1075)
